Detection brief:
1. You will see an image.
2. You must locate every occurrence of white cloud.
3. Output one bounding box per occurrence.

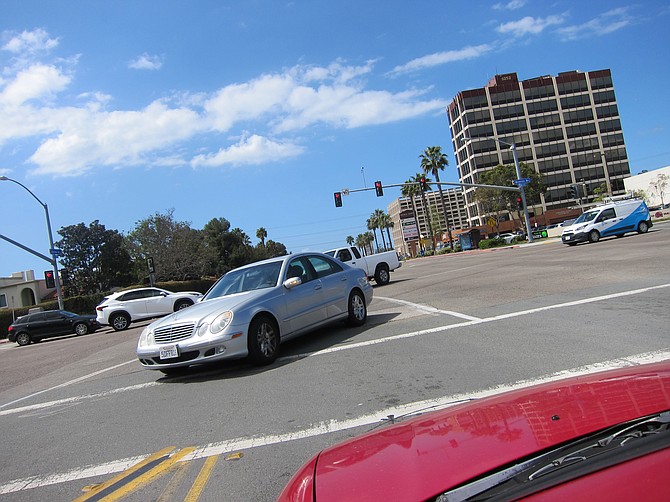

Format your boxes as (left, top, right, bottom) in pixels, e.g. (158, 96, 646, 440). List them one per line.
(557, 8, 633, 41)
(128, 53, 163, 70)
(1, 32, 444, 177)
(493, 0, 527, 11)
(497, 14, 566, 37)
(389, 45, 493, 76)
(190, 134, 304, 168)
(0, 64, 70, 107)
(2, 28, 59, 54)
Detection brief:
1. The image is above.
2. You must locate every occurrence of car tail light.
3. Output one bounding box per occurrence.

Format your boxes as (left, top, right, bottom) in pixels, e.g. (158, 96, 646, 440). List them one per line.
(7, 325, 14, 332)
(96, 306, 105, 312)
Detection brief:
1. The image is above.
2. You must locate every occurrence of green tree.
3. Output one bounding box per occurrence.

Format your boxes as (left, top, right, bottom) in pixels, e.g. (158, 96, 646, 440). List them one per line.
(370, 209, 388, 250)
(56, 220, 134, 295)
(256, 227, 268, 247)
(401, 175, 424, 252)
(420, 146, 453, 249)
(346, 235, 354, 246)
(366, 216, 380, 252)
(475, 163, 546, 227)
(126, 209, 207, 281)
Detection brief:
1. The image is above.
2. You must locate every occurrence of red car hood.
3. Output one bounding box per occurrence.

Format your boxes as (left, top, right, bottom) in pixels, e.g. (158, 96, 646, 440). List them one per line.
(281, 360, 670, 501)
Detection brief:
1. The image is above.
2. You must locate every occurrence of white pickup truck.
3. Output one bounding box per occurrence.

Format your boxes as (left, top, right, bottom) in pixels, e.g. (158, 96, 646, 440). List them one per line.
(324, 246, 401, 285)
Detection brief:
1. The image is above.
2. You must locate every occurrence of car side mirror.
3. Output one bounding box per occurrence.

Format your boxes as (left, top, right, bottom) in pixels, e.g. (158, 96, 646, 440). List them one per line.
(283, 277, 302, 289)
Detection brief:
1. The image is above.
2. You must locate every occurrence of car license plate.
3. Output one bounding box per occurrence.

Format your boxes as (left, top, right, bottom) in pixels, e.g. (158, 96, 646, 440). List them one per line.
(159, 345, 179, 359)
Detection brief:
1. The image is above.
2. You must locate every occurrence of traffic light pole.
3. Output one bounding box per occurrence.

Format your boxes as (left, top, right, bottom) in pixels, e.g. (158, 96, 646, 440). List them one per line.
(0, 176, 64, 310)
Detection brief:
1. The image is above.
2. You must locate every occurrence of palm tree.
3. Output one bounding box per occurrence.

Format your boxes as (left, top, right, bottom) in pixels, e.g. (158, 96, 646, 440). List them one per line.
(256, 227, 267, 247)
(405, 173, 433, 250)
(346, 235, 354, 246)
(420, 146, 453, 249)
(377, 212, 394, 249)
(371, 209, 388, 250)
(401, 175, 423, 253)
(366, 216, 380, 252)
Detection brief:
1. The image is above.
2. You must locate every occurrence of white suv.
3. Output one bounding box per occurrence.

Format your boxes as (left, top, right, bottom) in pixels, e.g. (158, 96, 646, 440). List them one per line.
(96, 287, 203, 331)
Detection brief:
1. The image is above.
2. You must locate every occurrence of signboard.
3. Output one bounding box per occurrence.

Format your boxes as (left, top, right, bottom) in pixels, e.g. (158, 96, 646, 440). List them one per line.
(487, 217, 497, 227)
(399, 210, 419, 241)
(512, 178, 531, 187)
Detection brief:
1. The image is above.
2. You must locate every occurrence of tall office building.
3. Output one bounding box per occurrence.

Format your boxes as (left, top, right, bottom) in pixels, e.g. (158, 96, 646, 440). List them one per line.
(447, 69, 630, 227)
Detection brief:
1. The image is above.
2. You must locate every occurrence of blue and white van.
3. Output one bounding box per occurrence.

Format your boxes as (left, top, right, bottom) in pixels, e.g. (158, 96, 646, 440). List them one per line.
(561, 197, 652, 245)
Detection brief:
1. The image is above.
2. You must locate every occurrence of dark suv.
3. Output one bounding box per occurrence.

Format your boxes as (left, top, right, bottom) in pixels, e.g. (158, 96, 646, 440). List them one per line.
(7, 310, 100, 346)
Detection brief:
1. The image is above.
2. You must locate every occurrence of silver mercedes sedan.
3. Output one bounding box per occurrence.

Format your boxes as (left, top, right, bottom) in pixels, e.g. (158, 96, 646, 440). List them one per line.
(136, 252, 373, 375)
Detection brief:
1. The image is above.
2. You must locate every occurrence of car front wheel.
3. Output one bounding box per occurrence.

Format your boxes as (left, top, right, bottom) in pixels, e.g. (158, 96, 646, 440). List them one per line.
(247, 316, 279, 366)
(110, 313, 131, 331)
(347, 289, 367, 327)
(74, 323, 89, 336)
(16, 332, 31, 346)
(588, 230, 600, 243)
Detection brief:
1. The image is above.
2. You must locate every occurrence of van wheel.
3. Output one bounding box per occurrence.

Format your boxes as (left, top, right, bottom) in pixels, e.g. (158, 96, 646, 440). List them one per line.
(588, 230, 600, 243)
(637, 221, 649, 234)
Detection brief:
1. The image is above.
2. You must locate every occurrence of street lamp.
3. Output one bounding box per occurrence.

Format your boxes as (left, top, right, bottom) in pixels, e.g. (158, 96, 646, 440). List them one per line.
(461, 137, 534, 243)
(0, 176, 64, 309)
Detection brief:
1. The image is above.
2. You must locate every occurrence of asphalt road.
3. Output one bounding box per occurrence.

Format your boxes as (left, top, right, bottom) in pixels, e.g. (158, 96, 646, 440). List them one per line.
(1, 223, 669, 501)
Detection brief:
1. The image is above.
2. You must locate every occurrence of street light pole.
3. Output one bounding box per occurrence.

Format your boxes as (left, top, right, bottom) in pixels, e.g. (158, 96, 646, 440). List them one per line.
(0, 176, 65, 310)
(506, 142, 535, 243)
(461, 138, 534, 243)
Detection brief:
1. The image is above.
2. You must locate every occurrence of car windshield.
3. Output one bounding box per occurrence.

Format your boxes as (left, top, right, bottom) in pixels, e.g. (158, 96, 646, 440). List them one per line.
(572, 210, 598, 224)
(204, 261, 283, 300)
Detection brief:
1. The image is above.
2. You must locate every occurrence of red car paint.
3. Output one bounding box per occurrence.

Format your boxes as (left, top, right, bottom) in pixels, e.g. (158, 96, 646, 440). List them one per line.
(278, 360, 670, 501)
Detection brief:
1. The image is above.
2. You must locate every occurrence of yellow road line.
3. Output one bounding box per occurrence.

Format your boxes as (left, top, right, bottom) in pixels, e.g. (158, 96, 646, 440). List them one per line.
(74, 447, 176, 501)
(185, 455, 220, 502)
(98, 447, 196, 501)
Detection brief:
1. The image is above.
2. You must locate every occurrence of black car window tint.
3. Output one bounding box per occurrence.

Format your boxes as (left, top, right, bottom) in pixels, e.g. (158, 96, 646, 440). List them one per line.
(31, 313, 46, 322)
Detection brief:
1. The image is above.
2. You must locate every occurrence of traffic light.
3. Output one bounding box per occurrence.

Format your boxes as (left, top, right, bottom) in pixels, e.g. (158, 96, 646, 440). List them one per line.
(568, 184, 578, 199)
(44, 270, 55, 289)
(374, 180, 384, 197)
(516, 196, 522, 211)
(60, 268, 70, 286)
(420, 176, 428, 191)
(334, 192, 343, 207)
(147, 257, 155, 274)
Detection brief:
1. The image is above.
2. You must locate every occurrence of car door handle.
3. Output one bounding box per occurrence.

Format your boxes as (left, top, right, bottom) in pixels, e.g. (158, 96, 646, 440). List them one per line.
(314, 284, 322, 290)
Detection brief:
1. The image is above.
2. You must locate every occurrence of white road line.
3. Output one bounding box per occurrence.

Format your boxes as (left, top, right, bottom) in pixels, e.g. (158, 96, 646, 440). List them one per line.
(375, 296, 482, 321)
(2, 349, 669, 495)
(0, 359, 138, 410)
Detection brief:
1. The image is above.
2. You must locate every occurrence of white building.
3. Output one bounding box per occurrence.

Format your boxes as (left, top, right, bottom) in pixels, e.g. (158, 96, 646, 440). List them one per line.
(623, 166, 670, 209)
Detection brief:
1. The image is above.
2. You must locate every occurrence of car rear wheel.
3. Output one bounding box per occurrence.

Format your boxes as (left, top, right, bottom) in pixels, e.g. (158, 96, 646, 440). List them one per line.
(74, 323, 89, 336)
(347, 289, 367, 327)
(637, 221, 649, 234)
(16, 332, 31, 346)
(110, 312, 131, 331)
(588, 230, 600, 243)
(174, 299, 193, 311)
(374, 264, 390, 285)
(247, 315, 279, 366)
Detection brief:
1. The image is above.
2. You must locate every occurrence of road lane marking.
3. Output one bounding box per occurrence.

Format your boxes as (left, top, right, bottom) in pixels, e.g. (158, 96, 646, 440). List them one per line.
(375, 296, 482, 321)
(1, 349, 669, 496)
(0, 382, 160, 417)
(73, 447, 176, 501)
(0, 359, 138, 410)
(185, 455, 220, 502)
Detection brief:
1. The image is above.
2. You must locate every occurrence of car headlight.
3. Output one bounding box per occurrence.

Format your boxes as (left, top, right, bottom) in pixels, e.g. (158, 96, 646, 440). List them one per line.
(209, 311, 233, 334)
(138, 327, 155, 347)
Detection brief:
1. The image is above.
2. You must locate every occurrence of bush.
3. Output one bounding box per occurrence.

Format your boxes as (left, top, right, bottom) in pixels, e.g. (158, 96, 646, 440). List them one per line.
(479, 238, 508, 249)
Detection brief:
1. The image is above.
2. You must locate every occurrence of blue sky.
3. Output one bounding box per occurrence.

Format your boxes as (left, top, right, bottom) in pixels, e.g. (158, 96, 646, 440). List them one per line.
(2, 1, 670, 278)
